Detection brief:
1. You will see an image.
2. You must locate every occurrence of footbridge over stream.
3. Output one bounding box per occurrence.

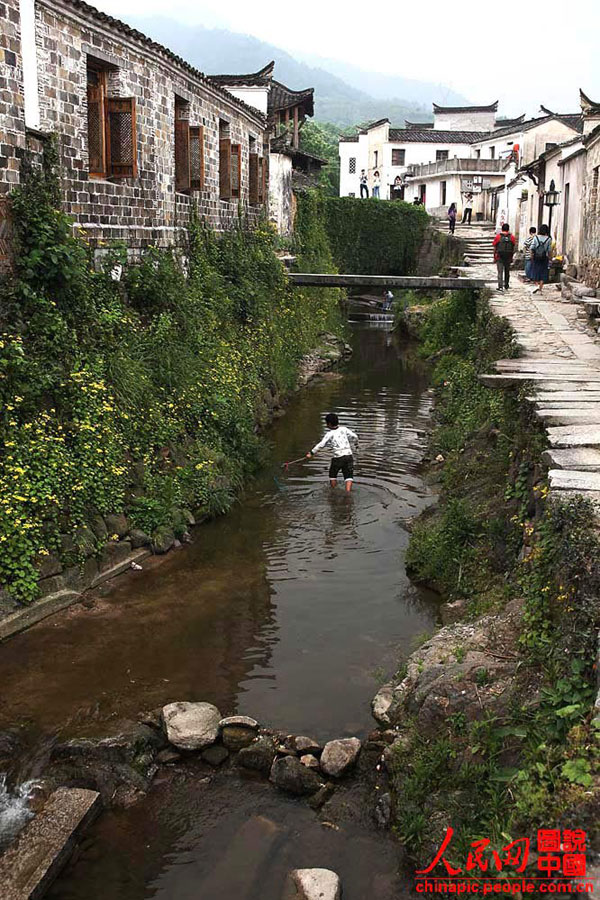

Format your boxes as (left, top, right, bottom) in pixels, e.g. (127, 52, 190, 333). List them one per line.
(288, 274, 488, 290)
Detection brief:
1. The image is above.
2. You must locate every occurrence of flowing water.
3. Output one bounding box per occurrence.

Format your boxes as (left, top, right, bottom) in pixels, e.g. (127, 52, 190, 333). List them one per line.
(0, 323, 439, 898)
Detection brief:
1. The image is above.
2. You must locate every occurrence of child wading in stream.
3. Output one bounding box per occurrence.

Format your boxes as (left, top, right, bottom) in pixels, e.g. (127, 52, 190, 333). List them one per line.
(306, 412, 358, 493)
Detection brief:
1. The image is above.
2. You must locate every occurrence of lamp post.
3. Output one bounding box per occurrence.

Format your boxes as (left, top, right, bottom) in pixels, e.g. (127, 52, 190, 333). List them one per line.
(543, 179, 561, 234)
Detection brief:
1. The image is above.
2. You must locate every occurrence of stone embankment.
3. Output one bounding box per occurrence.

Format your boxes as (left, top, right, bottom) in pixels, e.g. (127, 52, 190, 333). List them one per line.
(0, 332, 351, 643)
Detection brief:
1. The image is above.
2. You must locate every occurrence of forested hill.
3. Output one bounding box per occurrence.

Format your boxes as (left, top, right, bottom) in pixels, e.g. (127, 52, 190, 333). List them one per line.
(128, 16, 463, 127)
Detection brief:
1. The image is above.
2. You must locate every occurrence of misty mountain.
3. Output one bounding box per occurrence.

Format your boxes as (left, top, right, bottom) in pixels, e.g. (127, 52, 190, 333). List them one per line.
(128, 16, 448, 127)
(296, 53, 469, 109)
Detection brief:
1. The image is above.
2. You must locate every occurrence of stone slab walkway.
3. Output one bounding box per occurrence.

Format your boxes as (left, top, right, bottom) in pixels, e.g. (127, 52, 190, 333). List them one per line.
(452, 224, 600, 508)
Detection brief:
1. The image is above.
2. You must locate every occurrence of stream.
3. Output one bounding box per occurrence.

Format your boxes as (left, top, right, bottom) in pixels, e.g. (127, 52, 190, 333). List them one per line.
(0, 321, 438, 898)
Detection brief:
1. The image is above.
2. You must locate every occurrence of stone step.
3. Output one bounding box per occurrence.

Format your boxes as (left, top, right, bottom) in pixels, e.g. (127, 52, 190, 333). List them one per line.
(536, 408, 600, 425)
(196, 816, 284, 896)
(546, 425, 600, 447)
(481, 374, 600, 389)
(542, 447, 600, 470)
(0, 788, 101, 900)
(549, 488, 600, 511)
(529, 392, 600, 403)
(496, 358, 597, 372)
(548, 469, 600, 491)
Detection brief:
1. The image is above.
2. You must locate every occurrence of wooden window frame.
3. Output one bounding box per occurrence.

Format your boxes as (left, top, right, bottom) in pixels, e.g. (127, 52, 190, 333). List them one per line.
(258, 157, 267, 204)
(175, 100, 191, 194)
(230, 143, 242, 200)
(391, 148, 405, 166)
(219, 137, 232, 200)
(105, 97, 138, 179)
(249, 151, 259, 204)
(87, 66, 107, 178)
(190, 125, 205, 191)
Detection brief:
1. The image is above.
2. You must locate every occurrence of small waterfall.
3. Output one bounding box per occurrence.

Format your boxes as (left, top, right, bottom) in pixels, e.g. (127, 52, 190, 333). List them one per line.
(0, 774, 43, 852)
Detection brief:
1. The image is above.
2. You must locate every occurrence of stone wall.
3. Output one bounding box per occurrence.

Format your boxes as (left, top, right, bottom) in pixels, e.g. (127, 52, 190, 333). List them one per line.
(0, 0, 26, 196)
(580, 135, 600, 288)
(1, 0, 268, 250)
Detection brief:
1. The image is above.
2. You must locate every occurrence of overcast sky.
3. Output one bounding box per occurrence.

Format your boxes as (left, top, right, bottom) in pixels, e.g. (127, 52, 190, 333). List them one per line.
(93, 0, 599, 116)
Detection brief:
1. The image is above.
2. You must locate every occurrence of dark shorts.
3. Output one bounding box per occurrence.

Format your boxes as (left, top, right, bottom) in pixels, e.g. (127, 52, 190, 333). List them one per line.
(329, 454, 354, 481)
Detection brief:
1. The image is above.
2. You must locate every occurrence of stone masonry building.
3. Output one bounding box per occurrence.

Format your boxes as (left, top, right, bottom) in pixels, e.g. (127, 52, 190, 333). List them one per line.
(0, 0, 271, 256)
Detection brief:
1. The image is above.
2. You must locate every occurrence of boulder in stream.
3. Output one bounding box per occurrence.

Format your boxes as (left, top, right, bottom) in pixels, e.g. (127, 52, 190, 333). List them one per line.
(236, 737, 276, 775)
(269, 756, 322, 796)
(292, 736, 321, 755)
(161, 701, 221, 751)
(220, 716, 259, 751)
(283, 868, 342, 900)
(320, 738, 361, 778)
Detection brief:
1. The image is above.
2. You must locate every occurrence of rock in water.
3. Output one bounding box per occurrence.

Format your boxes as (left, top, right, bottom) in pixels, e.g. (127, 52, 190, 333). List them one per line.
(269, 756, 321, 796)
(161, 702, 221, 751)
(320, 738, 361, 778)
(284, 868, 342, 900)
(201, 745, 229, 767)
(300, 754, 320, 770)
(236, 738, 276, 775)
(375, 791, 392, 829)
(221, 726, 256, 751)
(293, 736, 321, 755)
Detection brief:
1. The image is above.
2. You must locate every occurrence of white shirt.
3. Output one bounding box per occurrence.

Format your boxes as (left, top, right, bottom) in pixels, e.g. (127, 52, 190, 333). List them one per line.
(311, 426, 358, 458)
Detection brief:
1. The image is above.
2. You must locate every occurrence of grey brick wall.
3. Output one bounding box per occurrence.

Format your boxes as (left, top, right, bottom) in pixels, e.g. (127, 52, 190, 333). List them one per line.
(1, 0, 267, 250)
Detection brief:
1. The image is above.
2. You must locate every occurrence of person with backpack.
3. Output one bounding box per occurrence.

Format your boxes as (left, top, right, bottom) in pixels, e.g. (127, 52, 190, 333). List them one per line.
(448, 202, 457, 234)
(523, 226, 537, 281)
(529, 223, 553, 294)
(492, 223, 516, 292)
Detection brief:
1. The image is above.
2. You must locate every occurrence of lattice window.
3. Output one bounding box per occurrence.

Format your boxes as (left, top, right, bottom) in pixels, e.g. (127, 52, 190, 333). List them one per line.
(106, 97, 137, 178)
(175, 98, 191, 193)
(87, 64, 107, 177)
(230, 144, 241, 199)
(190, 126, 205, 190)
(249, 152, 259, 204)
(391, 149, 405, 166)
(349, 157, 356, 174)
(258, 157, 267, 203)
(436, 149, 449, 161)
(219, 121, 231, 200)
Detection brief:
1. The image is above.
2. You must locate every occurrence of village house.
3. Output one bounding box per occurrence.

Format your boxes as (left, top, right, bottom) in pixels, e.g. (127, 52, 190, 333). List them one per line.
(212, 62, 324, 234)
(0, 0, 316, 264)
(339, 101, 585, 224)
(488, 91, 600, 280)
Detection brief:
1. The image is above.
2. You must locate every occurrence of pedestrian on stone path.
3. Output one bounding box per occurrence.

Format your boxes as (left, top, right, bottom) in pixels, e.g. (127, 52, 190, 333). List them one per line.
(523, 226, 537, 281)
(462, 192, 474, 224)
(529, 224, 552, 294)
(372, 171, 381, 198)
(359, 170, 369, 199)
(448, 202, 457, 234)
(493, 223, 516, 292)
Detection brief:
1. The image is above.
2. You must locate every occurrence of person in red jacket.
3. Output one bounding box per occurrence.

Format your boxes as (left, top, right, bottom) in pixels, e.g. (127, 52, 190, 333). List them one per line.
(493, 223, 516, 292)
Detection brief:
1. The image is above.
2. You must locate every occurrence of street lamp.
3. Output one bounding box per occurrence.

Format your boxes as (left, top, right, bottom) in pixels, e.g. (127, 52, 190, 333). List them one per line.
(543, 179, 561, 232)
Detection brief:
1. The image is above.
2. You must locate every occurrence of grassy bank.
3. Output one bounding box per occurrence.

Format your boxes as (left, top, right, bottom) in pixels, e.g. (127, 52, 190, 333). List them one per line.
(0, 143, 344, 604)
(393, 289, 600, 864)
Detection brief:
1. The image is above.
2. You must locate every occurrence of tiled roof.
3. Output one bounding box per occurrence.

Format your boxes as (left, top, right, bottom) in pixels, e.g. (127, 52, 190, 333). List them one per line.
(405, 120, 434, 129)
(580, 89, 600, 114)
(433, 101, 498, 113)
(362, 118, 390, 130)
(209, 61, 274, 86)
(269, 80, 314, 117)
(488, 113, 582, 141)
(57, 0, 266, 124)
(389, 128, 489, 144)
(339, 135, 359, 143)
(494, 114, 525, 129)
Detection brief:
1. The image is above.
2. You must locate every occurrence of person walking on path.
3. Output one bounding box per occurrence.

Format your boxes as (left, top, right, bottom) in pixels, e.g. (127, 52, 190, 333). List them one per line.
(529, 224, 553, 294)
(493, 223, 516, 292)
(372, 171, 381, 198)
(359, 170, 369, 199)
(448, 202, 457, 234)
(306, 413, 358, 493)
(462, 193, 474, 224)
(523, 226, 537, 281)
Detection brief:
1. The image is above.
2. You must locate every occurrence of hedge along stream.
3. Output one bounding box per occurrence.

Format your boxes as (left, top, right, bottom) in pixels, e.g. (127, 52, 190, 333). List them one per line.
(295, 191, 430, 276)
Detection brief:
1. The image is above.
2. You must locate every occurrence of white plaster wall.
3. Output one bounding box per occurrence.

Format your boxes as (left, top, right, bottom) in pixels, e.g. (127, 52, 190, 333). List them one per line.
(559, 151, 585, 264)
(223, 85, 269, 115)
(339, 134, 368, 196)
(268, 151, 293, 234)
(19, 0, 40, 128)
(434, 110, 496, 131)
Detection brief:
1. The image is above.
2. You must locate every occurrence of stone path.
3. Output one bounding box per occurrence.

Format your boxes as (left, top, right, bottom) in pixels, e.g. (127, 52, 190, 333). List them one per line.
(449, 224, 600, 507)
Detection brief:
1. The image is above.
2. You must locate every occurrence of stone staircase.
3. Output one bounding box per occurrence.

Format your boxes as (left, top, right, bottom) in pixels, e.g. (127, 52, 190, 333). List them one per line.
(453, 223, 496, 265)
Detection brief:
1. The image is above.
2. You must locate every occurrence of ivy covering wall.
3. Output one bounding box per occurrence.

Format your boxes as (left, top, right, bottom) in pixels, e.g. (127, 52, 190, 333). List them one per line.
(295, 192, 429, 276)
(0, 143, 342, 604)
